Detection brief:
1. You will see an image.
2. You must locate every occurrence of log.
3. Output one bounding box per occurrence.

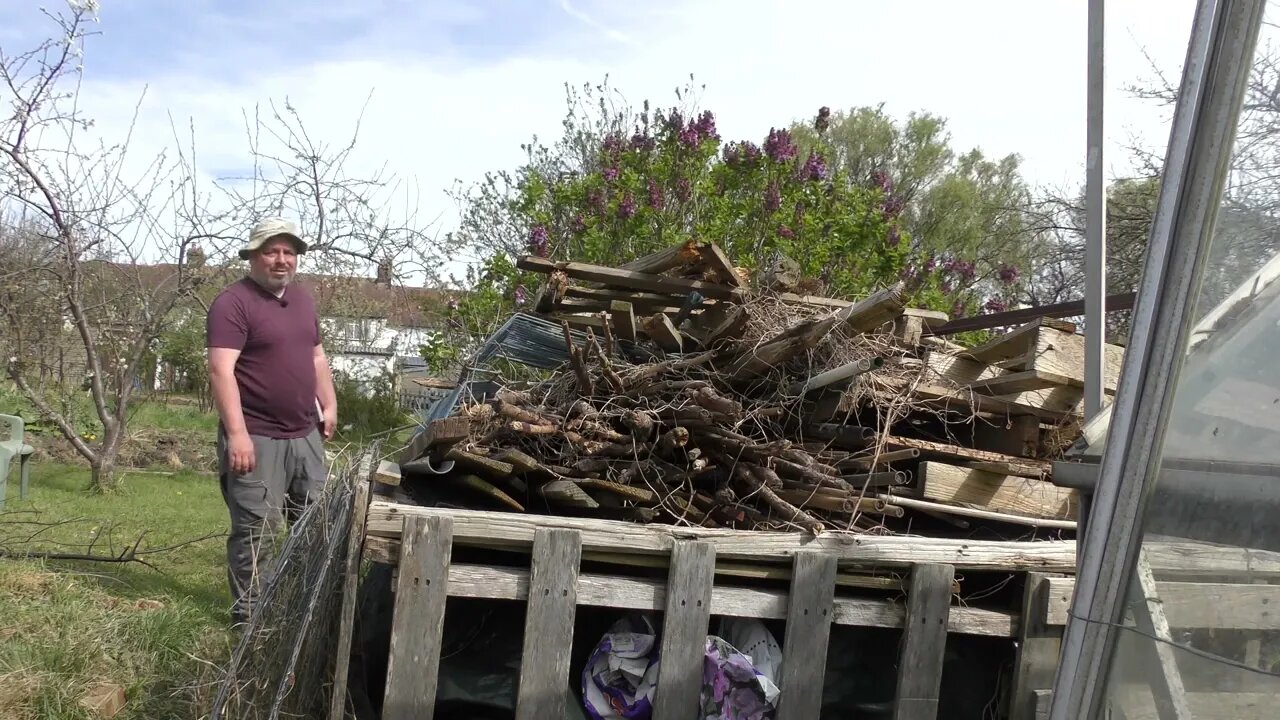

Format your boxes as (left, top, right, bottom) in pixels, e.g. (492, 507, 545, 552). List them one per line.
(619, 237, 702, 274)
(836, 281, 908, 332)
(518, 256, 744, 301)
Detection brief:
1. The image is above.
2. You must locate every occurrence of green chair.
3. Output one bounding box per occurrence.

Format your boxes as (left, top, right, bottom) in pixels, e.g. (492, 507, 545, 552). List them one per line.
(0, 414, 35, 510)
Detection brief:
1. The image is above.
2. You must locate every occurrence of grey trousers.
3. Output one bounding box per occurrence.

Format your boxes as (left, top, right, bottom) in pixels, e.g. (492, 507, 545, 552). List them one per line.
(218, 428, 327, 624)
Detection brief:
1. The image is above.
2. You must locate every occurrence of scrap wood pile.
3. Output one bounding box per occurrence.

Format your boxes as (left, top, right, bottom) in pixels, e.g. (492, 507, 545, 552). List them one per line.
(383, 239, 1123, 538)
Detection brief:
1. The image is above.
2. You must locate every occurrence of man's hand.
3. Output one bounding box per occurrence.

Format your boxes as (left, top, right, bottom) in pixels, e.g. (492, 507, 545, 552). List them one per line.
(227, 431, 256, 475)
(321, 404, 337, 440)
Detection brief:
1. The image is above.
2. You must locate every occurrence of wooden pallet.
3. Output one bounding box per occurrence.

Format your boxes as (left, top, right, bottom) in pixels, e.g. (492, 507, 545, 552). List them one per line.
(350, 501, 1034, 720)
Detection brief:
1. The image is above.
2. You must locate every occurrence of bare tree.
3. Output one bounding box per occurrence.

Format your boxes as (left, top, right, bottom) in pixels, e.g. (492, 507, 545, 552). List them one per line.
(1, 5, 239, 490)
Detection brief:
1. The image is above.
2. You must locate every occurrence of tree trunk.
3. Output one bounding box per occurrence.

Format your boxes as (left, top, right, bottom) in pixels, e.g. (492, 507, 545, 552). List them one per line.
(90, 430, 123, 492)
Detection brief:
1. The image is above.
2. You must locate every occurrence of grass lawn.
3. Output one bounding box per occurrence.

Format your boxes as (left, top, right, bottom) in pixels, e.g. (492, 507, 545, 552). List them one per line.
(0, 462, 235, 719)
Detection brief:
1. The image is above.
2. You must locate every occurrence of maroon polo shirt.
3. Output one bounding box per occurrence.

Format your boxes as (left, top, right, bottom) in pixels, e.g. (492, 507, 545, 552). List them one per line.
(206, 277, 321, 439)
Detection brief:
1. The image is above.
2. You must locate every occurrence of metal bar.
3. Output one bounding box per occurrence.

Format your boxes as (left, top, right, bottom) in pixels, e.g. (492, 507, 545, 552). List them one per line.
(1084, 0, 1107, 423)
(1048, 1, 1266, 718)
(928, 293, 1135, 336)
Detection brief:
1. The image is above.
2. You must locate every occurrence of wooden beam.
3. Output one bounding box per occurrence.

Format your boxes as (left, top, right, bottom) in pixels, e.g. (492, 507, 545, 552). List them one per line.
(619, 238, 701, 274)
(653, 541, 715, 720)
(903, 307, 950, 330)
(373, 460, 402, 487)
(518, 256, 744, 301)
(697, 242, 745, 287)
(514, 529, 582, 720)
(1029, 325, 1125, 394)
(964, 369, 1082, 395)
(327, 481, 371, 720)
(776, 552, 838, 720)
(880, 435, 1053, 474)
(644, 313, 683, 352)
(930, 292, 1137, 336)
(398, 416, 470, 465)
(563, 285, 689, 309)
(894, 563, 955, 720)
(362, 553, 1016, 636)
(1044, 577, 1280, 629)
(382, 515, 453, 720)
(917, 462, 1077, 520)
(365, 503, 1078, 571)
(1008, 573, 1064, 720)
(610, 300, 636, 342)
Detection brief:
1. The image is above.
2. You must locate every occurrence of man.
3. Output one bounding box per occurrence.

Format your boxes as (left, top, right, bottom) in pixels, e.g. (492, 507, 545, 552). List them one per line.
(206, 216, 338, 625)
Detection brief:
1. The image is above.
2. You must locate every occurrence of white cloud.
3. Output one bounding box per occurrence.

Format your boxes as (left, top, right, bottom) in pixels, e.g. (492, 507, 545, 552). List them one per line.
(22, 0, 1208, 279)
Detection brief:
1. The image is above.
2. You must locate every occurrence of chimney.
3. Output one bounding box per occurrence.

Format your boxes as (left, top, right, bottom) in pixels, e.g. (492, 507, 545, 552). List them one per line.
(375, 258, 393, 285)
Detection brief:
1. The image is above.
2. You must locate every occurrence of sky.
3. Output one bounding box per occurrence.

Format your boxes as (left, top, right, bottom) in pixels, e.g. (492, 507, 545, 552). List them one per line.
(2, 0, 1202, 278)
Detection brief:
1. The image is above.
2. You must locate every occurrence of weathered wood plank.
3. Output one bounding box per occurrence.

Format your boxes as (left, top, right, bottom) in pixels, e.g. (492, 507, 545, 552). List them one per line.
(1132, 556, 1193, 720)
(563, 285, 689, 309)
(398, 416, 470, 465)
(881, 435, 1053, 474)
(903, 307, 950, 330)
(514, 528, 582, 720)
(918, 462, 1077, 520)
(620, 238, 701, 274)
(922, 352, 1084, 415)
(1030, 325, 1125, 394)
(1044, 577, 1280, 629)
(1008, 573, 1063, 720)
(837, 281, 908, 332)
(518, 255, 744, 301)
(965, 368, 1082, 395)
(776, 552, 838, 720)
(365, 503, 1078, 571)
(697, 242, 745, 286)
(382, 515, 453, 720)
(653, 541, 715, 720)
(610, 300, 637, 342)
(357, 547, 1016, 635)
(645, 313, 684, 352)
(893, 563, 955, 720)
(373, 460, 402, 487)
(327, 481, 370, 720)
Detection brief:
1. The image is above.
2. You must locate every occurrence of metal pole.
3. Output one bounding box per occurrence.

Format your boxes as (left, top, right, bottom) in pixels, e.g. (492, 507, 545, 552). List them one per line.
(1048, 0, 1266, 717)
(1085, 0, 1107, 422)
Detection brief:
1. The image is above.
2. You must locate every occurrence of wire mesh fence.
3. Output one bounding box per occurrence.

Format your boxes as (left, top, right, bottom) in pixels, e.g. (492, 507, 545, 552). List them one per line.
(208, 442, 377, 720)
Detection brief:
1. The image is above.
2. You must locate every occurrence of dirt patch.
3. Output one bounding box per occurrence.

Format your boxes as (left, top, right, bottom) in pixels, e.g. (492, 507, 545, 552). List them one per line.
(28, 427, 218, 473)
(2, 568, 54, 599)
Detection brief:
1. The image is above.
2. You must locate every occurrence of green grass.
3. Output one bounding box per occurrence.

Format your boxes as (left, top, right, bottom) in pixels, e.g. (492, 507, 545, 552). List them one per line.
(0, 463, 234, 719)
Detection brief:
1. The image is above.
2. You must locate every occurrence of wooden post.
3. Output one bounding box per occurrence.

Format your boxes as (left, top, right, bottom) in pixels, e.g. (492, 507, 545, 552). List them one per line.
(382, 514, 454, 720)
(514, 528, 582, 720)
(327, 481, 371, 720)
(1008, 573, 1064, 720)
(653, 540, 715, 720)
(893, 563, 955, 720)
(776, 552, 838, 720)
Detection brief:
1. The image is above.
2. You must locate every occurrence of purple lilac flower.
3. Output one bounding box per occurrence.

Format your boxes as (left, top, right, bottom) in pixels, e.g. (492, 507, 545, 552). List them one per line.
(722, 143, 741, 166)
(985, 297, 1007, 313)
(647, 178, 664, 210)
(764, 182, 781, 213)
(514, 285, 527, 306)
(602, 166, 619, 183)
(664, 109, 684, 135)
(957, 260, 976, 281)
(872, 169, 893, 195)
(802, 150, 828, 181)
(631, 132, 655, 153)
(815, 105, 831, 132)
(900, 265, 918, 282)
(679, 123, 701, 149)
(602, 132, 624, 158)
(886, 226, 901, 246)
(882, 194, 905, 218)
(739, 141, 762, 166)
(586, 187, 605, 213)
(528, 224, 549, 256)
(998, 263, 1020, 285)
(618, 192, 636, 219)
(570, 214, 587, 234)
(695, 110, 718, 141)
(763, 128, 797, 162)
(675, 177, 692, 202)
(923, 255, 938, 273)
(777, 224, 795, 239)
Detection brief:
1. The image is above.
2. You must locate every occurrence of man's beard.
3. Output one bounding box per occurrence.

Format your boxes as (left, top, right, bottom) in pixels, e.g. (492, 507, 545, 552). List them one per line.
(252, 269, 293, 292)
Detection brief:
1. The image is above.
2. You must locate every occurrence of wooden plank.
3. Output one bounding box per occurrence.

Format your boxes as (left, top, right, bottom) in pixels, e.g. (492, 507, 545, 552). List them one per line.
(1029, 325, 1125, 394)
(903, 307, 950, 330)
(398, 416, 470, 465)
(563, 285, 689, 309)
(514, 528, 582, 720)
(776, 552, 838, 720)
(881, 435, 1053, 474)
(918, 462, 1077, 520)
(610, 300, 637, 342)
(354, 550, 1018, 636)
(1008, 573, 1063, 720)
(964, 460, 1049, 480)
(875, 376, 1073, 423)
(1044, 577, 1280, 629)
(653, 541, 715, 720)
(1132, 556, 1193, 720)
(965, 368, 1082, 395)
(697, 242, 745, 286)
(1113, 691, 1275, 720)
(930, 292, 1136, 336)
(837, 281, 908, 332)
(382, 515, 453, 720)
(645, 313, 683, 352)
(518, 256, 744, 301)
(959, 320, 1044, 367)
(373, 460, 402, 487)
(365, 503, 1078, 572)
(327, 481, 371, 720)
(973, 414, 1041, 458)
(894, 563, 956, 720)
(894, 314, 925, 346)
(777, 292, 854, 309)
(620, 238, 701, 274)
